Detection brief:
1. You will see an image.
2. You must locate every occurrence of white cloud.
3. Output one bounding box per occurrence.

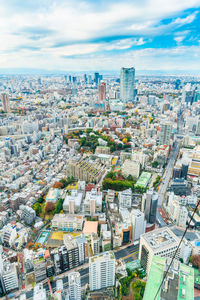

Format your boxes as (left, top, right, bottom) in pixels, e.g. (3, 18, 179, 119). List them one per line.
(174, 36, 185, 43)
(0, 0, 199, 68)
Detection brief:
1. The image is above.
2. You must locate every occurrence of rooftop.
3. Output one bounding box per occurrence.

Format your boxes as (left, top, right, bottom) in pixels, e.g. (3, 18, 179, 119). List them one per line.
(143, 256, 194, 300)
(90, 251, 115, 264)
(135, 171, 151, 187)
(83, 221, 98, 235)
(142, 227, 179, 251)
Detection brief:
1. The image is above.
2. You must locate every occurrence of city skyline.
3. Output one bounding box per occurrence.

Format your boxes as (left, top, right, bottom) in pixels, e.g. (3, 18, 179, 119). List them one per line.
(0, 0, 200, 72)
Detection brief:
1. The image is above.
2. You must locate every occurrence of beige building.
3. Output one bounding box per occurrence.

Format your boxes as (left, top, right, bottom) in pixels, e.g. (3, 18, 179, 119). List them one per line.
(67, 158, 106, 183)
(139, 227, 180, 274)
(122, 159, 140, 179)
(51, 214, 83, 231)
(95, 146, 110, 155)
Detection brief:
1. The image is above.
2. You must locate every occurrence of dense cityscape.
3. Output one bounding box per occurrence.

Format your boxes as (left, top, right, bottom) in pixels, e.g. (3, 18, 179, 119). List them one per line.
(0, 68, 199, 300)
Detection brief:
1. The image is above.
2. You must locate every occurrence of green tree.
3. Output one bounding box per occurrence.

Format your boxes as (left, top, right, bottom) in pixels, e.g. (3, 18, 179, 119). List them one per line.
(55, 198, 64, 214)
(152, 161, 159, 168)
(33, 202, 42, 216)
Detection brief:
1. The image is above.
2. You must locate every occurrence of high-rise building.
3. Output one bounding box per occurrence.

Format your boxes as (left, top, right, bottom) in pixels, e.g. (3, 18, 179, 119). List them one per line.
(143, 256, 194, 300)
(94, 72, 100, 86)
(84, 74, 87, 84)
(142, 188, 158, 224)
(91, 233, 100, 255)
(120, 67, 135, 103)
(68, 272, 81, 300)
(159, 122, 172, 146)
(139, 227, 180, 274)
(98, 82, 106, 102)
(89, 251, 115, 291)
(76, 234, 87, 265)
(131, 209, 146, 241)
(63, 235, 79, 270)
(1, 94, 10, 113)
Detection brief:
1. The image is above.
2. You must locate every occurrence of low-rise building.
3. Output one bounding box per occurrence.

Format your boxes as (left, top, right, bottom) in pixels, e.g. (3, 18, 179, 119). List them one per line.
(52, 214, 83, 231)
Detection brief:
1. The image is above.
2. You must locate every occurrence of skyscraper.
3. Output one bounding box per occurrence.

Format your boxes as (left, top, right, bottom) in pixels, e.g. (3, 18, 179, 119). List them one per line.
(84, 74, 87, 84)
(89, 251, 115, 291)
(68, 272, 81, 300)
(120, 67, 135, 102)
(1, 93, 10, 112)
(98, 82, 106, 102)
(94, 72, 100, 86)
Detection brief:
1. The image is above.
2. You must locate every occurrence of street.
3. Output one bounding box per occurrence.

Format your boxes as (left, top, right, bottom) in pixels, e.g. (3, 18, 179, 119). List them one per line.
(24, 243, 139, 299)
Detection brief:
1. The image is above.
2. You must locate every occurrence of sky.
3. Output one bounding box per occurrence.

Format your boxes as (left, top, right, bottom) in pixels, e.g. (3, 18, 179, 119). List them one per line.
(0, 0, 200, 72)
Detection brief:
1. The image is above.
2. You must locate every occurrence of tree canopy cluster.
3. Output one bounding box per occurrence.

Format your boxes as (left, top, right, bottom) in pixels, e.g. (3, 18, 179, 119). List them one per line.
(102, 171, 147, 193)
(64, 129, 132, 153)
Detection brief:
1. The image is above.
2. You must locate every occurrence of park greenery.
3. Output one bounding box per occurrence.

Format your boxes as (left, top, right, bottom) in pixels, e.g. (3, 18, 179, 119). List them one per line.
(32, 177, 74, 218)
(64, 129, 132, 153)
(118, 268, 146, 298)
(102, 171, 147, 193)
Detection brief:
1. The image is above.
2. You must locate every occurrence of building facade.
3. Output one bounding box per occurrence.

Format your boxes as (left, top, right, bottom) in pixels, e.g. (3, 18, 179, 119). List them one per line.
(120, 67, 135, 103)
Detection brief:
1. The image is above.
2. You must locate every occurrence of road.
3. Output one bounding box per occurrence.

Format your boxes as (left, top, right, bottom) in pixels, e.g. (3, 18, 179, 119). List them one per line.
(23, 243, 139, 299)
(156, 140, 181, 227)
(157, 141, 180, 207)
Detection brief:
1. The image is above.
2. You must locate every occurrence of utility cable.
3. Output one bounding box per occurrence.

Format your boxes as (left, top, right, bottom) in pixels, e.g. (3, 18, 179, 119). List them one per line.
(153, 197, 200, 300)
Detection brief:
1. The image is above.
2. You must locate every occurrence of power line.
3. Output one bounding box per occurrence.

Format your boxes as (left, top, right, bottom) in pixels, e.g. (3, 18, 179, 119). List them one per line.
(153, 197, 200, 300)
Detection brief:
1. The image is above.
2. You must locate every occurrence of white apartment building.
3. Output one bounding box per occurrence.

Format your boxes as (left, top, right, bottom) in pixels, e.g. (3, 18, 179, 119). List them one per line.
(83, 188, 102, 215)
(106, 190, 115, 203)
(139, 227, 180, 274)
(63, 190, 83, 214)
(167, 197, 188, 228)
(118, 189, 132, 208)
(131, 209, 146, 241)
(76, 234, 87, 264)
(68, 272, 81, 300)
(1, 224, 17, 247)
(91, 233, 100, 255)
(2, 262, 19, 293)
(89, 251, 115, 291)
(20, 205, 36, 225)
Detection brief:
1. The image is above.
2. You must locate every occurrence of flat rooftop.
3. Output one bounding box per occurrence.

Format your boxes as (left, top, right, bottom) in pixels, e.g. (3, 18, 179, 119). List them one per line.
(89, 251, 115, 264)
(83, 221, 98, 235)
(142, 227, 179, 251)
(135, 171, 151, 187)
(143, 256, 194, 300)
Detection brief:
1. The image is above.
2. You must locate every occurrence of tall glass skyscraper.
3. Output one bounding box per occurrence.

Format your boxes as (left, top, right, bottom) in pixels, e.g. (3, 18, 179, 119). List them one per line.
(120, 67, 135, 102)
